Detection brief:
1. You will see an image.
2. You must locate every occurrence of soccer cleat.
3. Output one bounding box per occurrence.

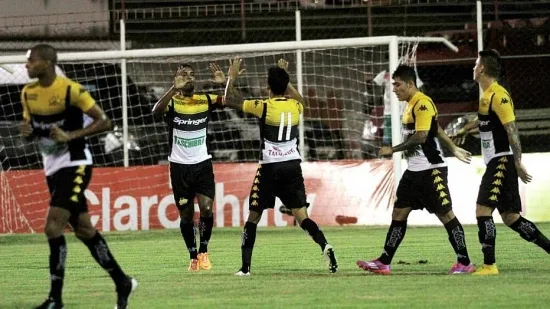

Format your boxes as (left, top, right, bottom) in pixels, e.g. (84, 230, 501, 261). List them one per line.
(356, 259, 391, 275)
(235, 269, 251, 276)
(472, 264, 499, 275)
(323, 244, 338, 273)
(35, 297, 64, 309)
(188, 258, 199, 271)
(114, 277, 138, 309)
(449, 262, 476, 274)
(198, 253, 212, 270)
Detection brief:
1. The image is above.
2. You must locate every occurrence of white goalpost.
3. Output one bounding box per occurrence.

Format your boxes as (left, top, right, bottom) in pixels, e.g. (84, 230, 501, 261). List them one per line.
(0, 34, 457, 233)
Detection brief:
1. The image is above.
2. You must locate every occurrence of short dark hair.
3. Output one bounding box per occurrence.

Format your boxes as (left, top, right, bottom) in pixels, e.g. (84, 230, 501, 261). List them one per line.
(179, 63, 194, 71)
(31, 44, 57, 65)
(267, 67, 289, 96)
(478, 49, 501, 78)
(392, 65, 417, 86)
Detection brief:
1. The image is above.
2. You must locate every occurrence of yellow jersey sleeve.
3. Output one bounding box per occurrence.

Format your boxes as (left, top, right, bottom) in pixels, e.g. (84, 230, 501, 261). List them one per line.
(491, 91, 515, 124)
(413, 99, 436, 131)
(70, 83, 96, 112)
(243, 99, 266, 118)
(20, 86, 30, 121)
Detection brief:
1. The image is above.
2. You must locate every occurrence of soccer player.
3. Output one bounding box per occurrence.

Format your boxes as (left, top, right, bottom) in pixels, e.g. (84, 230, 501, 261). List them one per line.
(356, 65, 475, 275)
(224, 57, 338, 275)
(19, 44, 137, 309)
(453, 49, 550, 275)
(152, 63, 226, 271)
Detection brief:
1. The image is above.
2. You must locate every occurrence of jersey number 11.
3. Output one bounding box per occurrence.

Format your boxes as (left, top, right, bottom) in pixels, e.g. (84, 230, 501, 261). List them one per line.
(278, 112, 292, 141)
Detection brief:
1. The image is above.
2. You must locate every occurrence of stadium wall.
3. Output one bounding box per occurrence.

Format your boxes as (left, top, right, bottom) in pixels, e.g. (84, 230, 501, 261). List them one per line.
(1, 153, 549, 234)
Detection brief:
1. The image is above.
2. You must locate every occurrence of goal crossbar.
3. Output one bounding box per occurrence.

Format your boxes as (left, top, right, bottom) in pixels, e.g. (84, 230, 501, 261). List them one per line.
(0, 36, 457, 63)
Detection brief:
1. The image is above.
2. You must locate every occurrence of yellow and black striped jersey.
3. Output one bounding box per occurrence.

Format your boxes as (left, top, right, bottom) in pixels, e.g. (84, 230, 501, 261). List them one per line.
(401, 91, 446, 171)
(21, 76, 95, 176)
(478, 82, 514, 164)
(242, 97, 303, 164)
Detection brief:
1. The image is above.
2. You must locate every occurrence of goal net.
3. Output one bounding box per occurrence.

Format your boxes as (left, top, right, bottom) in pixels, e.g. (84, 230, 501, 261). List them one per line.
(0, 36, 453, 233)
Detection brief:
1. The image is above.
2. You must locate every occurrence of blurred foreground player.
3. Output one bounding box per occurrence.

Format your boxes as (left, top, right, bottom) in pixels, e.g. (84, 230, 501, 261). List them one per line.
(20, 44, 137, 309)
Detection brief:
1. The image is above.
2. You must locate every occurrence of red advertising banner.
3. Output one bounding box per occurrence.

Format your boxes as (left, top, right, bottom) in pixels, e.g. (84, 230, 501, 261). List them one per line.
(0, 160, 395, 234)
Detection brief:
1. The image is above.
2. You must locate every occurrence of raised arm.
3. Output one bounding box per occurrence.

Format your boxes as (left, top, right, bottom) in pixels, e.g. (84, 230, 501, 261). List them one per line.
(152, 86, 177, 118)
(152, 66, 190, 117)
(277, 59, 305, 105)
(224, 57, 246, 111)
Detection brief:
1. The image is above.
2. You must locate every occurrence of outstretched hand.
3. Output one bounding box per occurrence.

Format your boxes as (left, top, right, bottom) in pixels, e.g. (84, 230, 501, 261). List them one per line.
(228, 56, 246, 81)
(516, 162, 533, 184)
(452, 147, 472, 164)
(209, 62, 226, 84)
(174, 66, 190, 90)
(277, 58, 289, 72)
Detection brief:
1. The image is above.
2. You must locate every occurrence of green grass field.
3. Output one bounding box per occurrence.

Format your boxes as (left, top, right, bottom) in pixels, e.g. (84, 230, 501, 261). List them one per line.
(1, 223, 550, 309)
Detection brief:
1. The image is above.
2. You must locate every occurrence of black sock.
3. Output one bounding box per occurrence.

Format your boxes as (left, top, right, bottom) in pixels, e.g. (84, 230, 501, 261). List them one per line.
(300, 218, 328, 252)
(198, 215, 214, 254)
(509, 216, 550, 253)
(180, 221, 198, 259)
(378, 220, 407, 265)
(83, 232, 127, 285)
(241, 221, 257, 273)
(444, 217, 471, 266)
(48, 236, 67, 302)
(477, 216, 496, 265)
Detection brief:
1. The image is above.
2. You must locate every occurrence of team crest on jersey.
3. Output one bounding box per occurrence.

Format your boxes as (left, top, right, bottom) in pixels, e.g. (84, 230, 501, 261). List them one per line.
(48, 95, 63, 106)
(480, 98, 489, 107)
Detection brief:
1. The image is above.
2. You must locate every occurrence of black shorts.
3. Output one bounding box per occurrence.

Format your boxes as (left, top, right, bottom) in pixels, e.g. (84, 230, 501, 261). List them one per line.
(394, 167, 452, 215)
(170, 159, 215, 210)
(248, 159, 307, 211)
(477, 155, 521, 213)
(46, 165, 92, 215)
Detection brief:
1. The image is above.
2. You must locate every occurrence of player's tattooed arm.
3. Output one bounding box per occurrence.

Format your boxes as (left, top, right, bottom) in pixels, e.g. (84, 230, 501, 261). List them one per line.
(224, 84, 244, 111)
(504, 121, 532, 183)
(504, 121, 522, 163)
(391, 131, 428, 153)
